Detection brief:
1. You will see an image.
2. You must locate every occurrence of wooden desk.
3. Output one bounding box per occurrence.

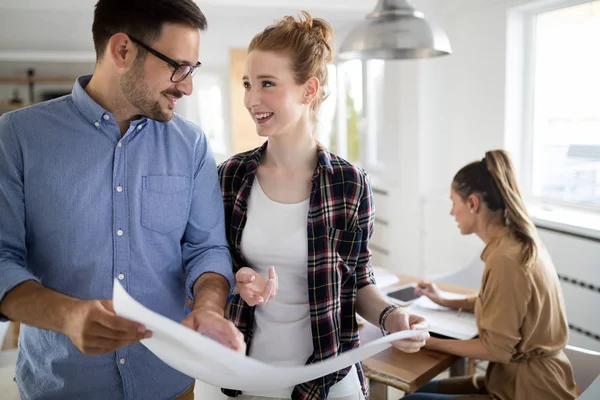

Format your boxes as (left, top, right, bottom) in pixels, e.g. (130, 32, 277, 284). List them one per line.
(363, 273, 478, 398)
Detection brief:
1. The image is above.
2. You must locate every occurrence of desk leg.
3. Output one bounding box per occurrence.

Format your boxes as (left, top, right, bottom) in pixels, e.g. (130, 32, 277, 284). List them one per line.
(369, 380, 388, 400)
(450, 358, 466, 377)
(466, 358, 477, 375)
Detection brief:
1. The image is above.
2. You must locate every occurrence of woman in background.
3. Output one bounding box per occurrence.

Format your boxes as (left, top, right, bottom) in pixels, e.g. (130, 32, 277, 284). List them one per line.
(218, 11, 429, 400)
(403, 150, 577, 400)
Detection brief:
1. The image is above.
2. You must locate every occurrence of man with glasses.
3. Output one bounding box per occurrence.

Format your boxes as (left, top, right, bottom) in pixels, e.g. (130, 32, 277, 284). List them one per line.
(128, 35, 202, 84)
(0, 0, 242, 399)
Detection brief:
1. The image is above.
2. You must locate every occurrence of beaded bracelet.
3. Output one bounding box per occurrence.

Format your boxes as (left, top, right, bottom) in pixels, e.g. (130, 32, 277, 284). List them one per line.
(378, 304, 400, 336)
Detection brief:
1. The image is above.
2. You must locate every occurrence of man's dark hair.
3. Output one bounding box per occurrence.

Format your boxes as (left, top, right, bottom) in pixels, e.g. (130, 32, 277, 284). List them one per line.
(92, 0, 207, 60)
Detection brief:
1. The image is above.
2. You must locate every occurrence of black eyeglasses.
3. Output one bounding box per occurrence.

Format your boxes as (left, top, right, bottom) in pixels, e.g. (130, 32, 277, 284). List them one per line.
(129, 35, 201, 83)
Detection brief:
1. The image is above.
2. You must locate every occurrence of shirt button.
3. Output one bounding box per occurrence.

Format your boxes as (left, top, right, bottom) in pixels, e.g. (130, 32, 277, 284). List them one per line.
(103, 114, 110, 120)
(119, 358, 126, 365)
(137, 125, 143, 130)
(117, 229, 124, 236)
(94, 121, 100, 127)
(116, 186, 123, 193)
(117, 142, 123, 148)
(118, 273, 125, 280)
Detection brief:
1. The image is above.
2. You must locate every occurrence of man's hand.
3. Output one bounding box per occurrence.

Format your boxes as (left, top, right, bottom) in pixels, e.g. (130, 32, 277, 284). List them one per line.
(235, 266, 278, 306)
(182, 308, 246, 353)
(185, 273, 245, 353)
(384, 310, 430, 353)
(63, 299, 151, 355)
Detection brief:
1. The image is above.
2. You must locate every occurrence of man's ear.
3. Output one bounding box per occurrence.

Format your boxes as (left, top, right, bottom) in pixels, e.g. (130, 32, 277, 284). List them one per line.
(106, 33, 138, 69)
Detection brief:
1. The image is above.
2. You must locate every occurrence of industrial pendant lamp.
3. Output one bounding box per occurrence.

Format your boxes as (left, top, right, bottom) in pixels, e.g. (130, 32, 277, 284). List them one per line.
(339, 0, 452, 60)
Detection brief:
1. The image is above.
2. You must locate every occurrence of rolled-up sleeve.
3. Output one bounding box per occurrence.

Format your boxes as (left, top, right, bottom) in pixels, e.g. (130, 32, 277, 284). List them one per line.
(181, 131, 234, 301)
(0, 114, 40, 321)
(478, 253, 530, 363)
(356, 172, 376, 289)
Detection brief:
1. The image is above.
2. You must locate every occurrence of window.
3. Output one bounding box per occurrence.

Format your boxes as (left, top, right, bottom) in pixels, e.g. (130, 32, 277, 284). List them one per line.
(183, 72, 227, 155)
(512, 0, 600, 237)
(316, 64, 337, 153)
(340, 60, 363, 163)
(529, 1, 600, 210)
(317, 59, 385, 170)
(364, 60, 385, 170)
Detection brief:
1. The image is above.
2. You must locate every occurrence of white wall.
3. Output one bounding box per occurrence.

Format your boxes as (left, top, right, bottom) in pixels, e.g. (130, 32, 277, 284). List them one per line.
(373, 0, 548, 275)
(368, 0, 494, 279)
(538, 228, 600, 351)
(419, 0, 514, 275)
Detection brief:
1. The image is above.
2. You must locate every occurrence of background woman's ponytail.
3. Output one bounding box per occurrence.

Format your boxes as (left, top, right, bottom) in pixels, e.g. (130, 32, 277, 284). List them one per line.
(484, 150, 538, 267)
(453, 149, 539, 267)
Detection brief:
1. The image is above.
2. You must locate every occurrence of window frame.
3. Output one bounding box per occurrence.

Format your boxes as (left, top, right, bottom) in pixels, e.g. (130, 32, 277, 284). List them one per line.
(189, 70, 229, 156)
(324, 59, 385, 175)
(508, 0, 600, 239)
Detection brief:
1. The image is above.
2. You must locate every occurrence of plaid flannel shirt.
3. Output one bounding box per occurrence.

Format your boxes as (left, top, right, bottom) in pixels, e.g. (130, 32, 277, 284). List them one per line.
(218, 142, 376, 399)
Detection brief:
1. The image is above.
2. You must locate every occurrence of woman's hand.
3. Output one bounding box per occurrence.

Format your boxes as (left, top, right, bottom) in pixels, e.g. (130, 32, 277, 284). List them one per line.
(415, 281, 445, 306)
(235, 267, 278, 307)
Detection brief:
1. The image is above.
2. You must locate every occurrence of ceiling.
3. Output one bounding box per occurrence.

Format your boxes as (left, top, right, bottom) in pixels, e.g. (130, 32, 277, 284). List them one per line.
(0, 0, 376, 11)
(0, 0, 381, 64)
(0, 0, 495, 66)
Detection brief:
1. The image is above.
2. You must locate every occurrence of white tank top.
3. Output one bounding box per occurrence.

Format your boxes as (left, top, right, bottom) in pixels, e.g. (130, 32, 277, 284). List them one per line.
(240, 180, 362, 399)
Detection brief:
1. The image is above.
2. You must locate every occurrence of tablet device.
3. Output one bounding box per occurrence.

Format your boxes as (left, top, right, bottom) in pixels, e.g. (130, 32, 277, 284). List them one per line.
(386, 283, 422, 306)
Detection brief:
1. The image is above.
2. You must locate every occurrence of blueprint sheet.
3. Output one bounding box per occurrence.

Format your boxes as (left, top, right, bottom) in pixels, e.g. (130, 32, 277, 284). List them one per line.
(113, 280, 427, 391)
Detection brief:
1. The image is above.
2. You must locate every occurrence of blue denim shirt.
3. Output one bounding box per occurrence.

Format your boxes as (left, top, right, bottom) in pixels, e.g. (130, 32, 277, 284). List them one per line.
(0, 75, 234, 400)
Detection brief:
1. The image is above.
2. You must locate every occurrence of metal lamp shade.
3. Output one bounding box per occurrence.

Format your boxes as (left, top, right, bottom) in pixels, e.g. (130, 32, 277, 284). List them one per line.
(339, 0, 452, 61)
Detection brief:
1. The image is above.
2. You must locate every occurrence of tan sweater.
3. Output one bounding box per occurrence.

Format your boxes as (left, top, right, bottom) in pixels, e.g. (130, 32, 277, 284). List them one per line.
(469, 228, 577, 400)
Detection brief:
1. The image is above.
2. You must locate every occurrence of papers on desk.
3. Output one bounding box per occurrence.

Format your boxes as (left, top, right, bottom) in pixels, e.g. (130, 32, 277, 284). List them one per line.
(405, 291, 478, 340)
(112, 280, 427, 392)
(373, 266, 401, 289)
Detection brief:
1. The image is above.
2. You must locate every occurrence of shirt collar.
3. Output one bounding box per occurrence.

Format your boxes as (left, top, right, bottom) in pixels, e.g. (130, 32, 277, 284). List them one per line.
(316, 144, 334, 174)
(71, 75, 111, 128)
(481, 226, 512, 261)
(71, 74, 148, 130)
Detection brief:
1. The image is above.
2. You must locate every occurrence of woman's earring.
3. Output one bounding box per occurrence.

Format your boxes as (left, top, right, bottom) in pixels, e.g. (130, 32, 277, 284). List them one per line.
(470, 209, 474, 214)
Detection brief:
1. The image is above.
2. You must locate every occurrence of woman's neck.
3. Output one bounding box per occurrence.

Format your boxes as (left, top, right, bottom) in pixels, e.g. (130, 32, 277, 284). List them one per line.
(262, 130, 318, 171)
(476, 218, 508, 244)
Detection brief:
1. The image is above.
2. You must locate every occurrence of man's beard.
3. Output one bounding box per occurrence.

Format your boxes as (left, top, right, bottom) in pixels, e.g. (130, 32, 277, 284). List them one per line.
(120, 60, 180, 122)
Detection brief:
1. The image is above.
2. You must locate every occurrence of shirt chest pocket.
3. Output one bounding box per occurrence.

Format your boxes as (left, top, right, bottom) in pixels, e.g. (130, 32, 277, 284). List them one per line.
(141, 176, 191, 234)
(326, 226, 363, 278)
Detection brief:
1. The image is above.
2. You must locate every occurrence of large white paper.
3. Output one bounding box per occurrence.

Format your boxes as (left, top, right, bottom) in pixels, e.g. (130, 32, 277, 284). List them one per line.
(112, 280, 427, 391)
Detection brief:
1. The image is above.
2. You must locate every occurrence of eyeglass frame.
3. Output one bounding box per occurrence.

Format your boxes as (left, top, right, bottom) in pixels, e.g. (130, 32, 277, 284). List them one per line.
(128, 35, 202, 83)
